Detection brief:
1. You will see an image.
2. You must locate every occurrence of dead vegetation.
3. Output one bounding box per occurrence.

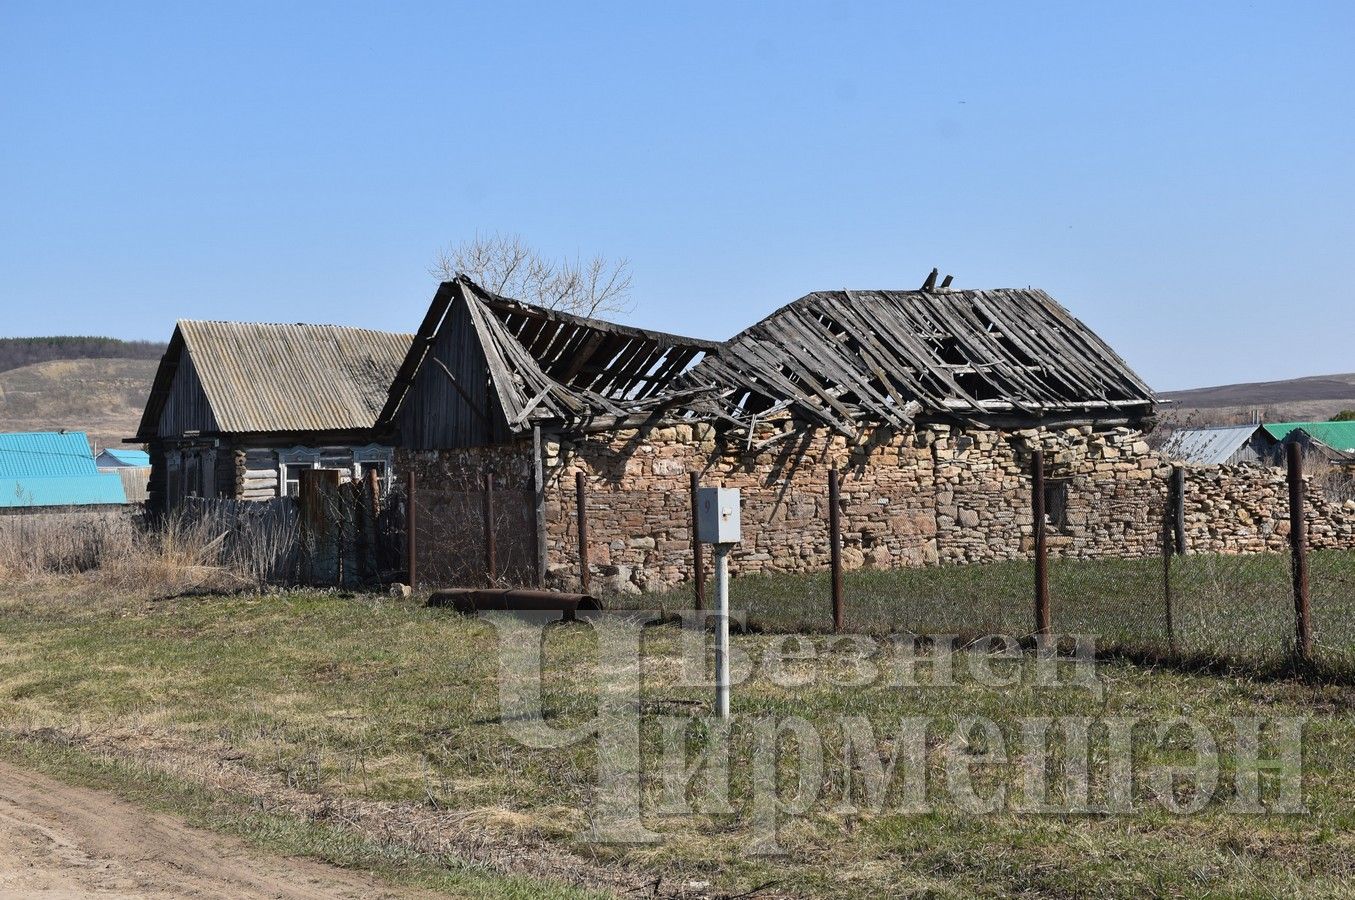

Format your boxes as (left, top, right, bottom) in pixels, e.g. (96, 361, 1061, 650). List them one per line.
(0, 507, 297, 596)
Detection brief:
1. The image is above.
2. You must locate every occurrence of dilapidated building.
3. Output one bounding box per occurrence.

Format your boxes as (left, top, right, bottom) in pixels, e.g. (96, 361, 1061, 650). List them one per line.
(136, 320, 411, 512)
(381, 276, 1167, 590)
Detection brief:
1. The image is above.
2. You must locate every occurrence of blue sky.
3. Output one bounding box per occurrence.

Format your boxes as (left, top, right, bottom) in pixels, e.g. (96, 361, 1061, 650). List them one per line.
(2, 1, 1352, 390)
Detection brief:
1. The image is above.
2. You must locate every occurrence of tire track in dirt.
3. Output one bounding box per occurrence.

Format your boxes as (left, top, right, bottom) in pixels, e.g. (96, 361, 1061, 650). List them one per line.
(0, 757, 426, 899)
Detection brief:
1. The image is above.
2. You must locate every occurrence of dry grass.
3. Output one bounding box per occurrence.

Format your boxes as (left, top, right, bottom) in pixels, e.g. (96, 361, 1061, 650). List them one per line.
(0, 507, 297, 596)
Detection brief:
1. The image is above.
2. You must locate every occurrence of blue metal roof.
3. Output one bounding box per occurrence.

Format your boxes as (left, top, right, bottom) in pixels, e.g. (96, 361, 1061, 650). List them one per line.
(0, 431, 102, 478)
(0, 432, 128, 507)
(0, 474, 128, 508)
(96, 448, 151, 467)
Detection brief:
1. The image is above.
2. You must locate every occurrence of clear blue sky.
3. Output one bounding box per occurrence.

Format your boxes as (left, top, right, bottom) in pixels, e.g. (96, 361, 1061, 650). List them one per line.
(2, 1, 1352, 390)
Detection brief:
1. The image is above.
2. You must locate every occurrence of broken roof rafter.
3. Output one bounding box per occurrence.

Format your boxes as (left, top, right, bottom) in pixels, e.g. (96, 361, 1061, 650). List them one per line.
(377, 277, 721, 435)
(380, 278, 1156, 443)
(680, 287, 1155, 439)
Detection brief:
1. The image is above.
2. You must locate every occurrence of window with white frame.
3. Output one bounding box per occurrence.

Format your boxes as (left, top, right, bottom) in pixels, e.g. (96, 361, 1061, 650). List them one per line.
(277, 448, 321, 498)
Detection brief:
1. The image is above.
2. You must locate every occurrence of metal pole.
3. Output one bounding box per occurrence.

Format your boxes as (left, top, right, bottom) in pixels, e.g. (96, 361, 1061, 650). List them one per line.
(484, 471, 497, 586)
(829, 467, 844, 632)
(1162, 470, 1176, 652)
(1171, 465, 1187, 556)
(1287, 443, 1312, 662)
(576, 471, 590, 593)
(405, 469, 417, 590)
(1032, 450, 1051, 636)
(714, 542, 731, 720)
(690, 471, 706, 610)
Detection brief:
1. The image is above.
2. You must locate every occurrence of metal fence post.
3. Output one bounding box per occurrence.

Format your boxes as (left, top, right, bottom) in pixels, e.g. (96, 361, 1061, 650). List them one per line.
(829, 467, 844, 632)
(1171, 465, 1187, 556)
(1287, 443, 1312, 662)
(483, 471, 497, 586)
(576, 471, 590, 593)
(405, 469, 417, 591)
(1032, 450, 1051, 636)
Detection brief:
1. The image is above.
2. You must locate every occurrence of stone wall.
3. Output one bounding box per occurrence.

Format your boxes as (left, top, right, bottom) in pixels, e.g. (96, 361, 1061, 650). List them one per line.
(540, 421, 1181, 593)
(399, 421, 1355, 594)
(1182, 464, 1354, 553)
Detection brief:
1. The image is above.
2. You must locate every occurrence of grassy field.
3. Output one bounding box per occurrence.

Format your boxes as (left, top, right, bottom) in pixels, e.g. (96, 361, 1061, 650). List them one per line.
(2, 563, 1354, 898)
(626, 550, 1355, 676)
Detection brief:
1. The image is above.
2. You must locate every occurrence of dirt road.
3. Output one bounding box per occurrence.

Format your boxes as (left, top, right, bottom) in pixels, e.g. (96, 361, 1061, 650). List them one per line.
(0, 758, 425, 899)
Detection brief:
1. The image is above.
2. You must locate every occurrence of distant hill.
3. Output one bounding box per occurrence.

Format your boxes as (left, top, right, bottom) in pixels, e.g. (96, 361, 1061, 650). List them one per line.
(1159, 373, 1355, 428)
(0, 336, 165, 374)
(0, 357, 160, 451)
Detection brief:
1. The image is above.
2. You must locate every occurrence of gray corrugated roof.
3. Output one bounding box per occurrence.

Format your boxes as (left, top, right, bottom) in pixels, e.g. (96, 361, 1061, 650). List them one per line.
(1162, 425, 1262, 464)
(176, 320, 413, 434)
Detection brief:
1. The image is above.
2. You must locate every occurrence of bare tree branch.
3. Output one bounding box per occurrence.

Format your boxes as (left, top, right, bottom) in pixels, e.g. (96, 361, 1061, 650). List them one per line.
(431, 233, 634, 318)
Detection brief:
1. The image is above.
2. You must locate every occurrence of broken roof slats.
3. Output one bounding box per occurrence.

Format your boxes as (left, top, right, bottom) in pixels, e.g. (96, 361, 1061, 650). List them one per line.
(800, 302, 913, 411)
(814, 297, 935, 410)
(1016, 291, 1149, 400)
(586, 338, 656, 397)
(974, 291, 1104, 403)
(763, 310, 898, 428)
(378, 278, 1155, 441)
(925, 293, 1051, 413)
(707, 338, 858, 435)
(844, 293, 989, 410)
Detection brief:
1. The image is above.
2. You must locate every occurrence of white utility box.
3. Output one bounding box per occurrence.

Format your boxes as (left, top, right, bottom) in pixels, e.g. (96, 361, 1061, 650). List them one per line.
(696, 487, 742, 544)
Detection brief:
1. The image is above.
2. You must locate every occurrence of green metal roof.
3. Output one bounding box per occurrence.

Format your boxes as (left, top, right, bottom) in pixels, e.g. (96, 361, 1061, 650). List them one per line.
(1262, 421, 1355, 452)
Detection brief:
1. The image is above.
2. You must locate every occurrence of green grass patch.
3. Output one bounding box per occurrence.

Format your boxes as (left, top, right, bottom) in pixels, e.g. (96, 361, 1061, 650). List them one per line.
(1, 569, 1353, 898)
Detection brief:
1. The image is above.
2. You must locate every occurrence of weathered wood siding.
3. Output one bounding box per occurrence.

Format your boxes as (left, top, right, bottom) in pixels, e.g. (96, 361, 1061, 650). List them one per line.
(396, 294, 511, 449)
(156, 350, 219, 437)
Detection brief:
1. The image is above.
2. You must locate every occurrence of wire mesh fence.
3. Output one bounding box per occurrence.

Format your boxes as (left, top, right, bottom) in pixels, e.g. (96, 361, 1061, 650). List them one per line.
(409, 482, 538, 589)
(573, 449, 1355, 680)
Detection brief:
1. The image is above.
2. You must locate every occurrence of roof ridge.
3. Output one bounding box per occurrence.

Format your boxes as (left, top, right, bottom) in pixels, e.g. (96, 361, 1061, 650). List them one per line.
(175, 318, 414, 337)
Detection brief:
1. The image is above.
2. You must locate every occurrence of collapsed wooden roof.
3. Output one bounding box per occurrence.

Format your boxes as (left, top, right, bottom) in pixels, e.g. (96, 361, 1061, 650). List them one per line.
(377, 277, 721, 433)
(380, 278, 1156, 442)
(686, 288, 1157, 439)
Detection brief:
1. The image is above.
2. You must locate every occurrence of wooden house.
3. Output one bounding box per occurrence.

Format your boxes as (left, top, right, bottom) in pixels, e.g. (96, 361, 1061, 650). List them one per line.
(134, 320, 412, 511)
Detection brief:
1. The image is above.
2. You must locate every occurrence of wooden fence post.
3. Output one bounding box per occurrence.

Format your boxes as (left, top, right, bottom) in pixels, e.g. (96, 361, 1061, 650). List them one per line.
(1162, 466, 1182, 652)
(405, 469, 417, 591)
(1032, 450, 1051, 636)
(829, 467, 844, 633)
(576, 471, 590, 594)
(483, 471, 497, 586)
(690, 471, 705, 610)
(363, 467, 380, 581)
(1287, 443, 1312, 662)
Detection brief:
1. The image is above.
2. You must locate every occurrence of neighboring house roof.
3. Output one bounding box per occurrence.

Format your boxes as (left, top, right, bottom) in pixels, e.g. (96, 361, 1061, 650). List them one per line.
(137, 320, 414, 438)
(1161, 425, 1264, 465)
(0, 475, 128, 508)
(1262, 421, 1355, 453)
(96, 448, 150, 467)
(381, 277, 1156, 442)
(0, 431, 105, 478)
(0, 431, 128, 507)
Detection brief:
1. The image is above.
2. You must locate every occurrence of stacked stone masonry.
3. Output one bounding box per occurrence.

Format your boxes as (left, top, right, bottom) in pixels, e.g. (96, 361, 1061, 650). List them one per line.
(399, 422, 1355, 593)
